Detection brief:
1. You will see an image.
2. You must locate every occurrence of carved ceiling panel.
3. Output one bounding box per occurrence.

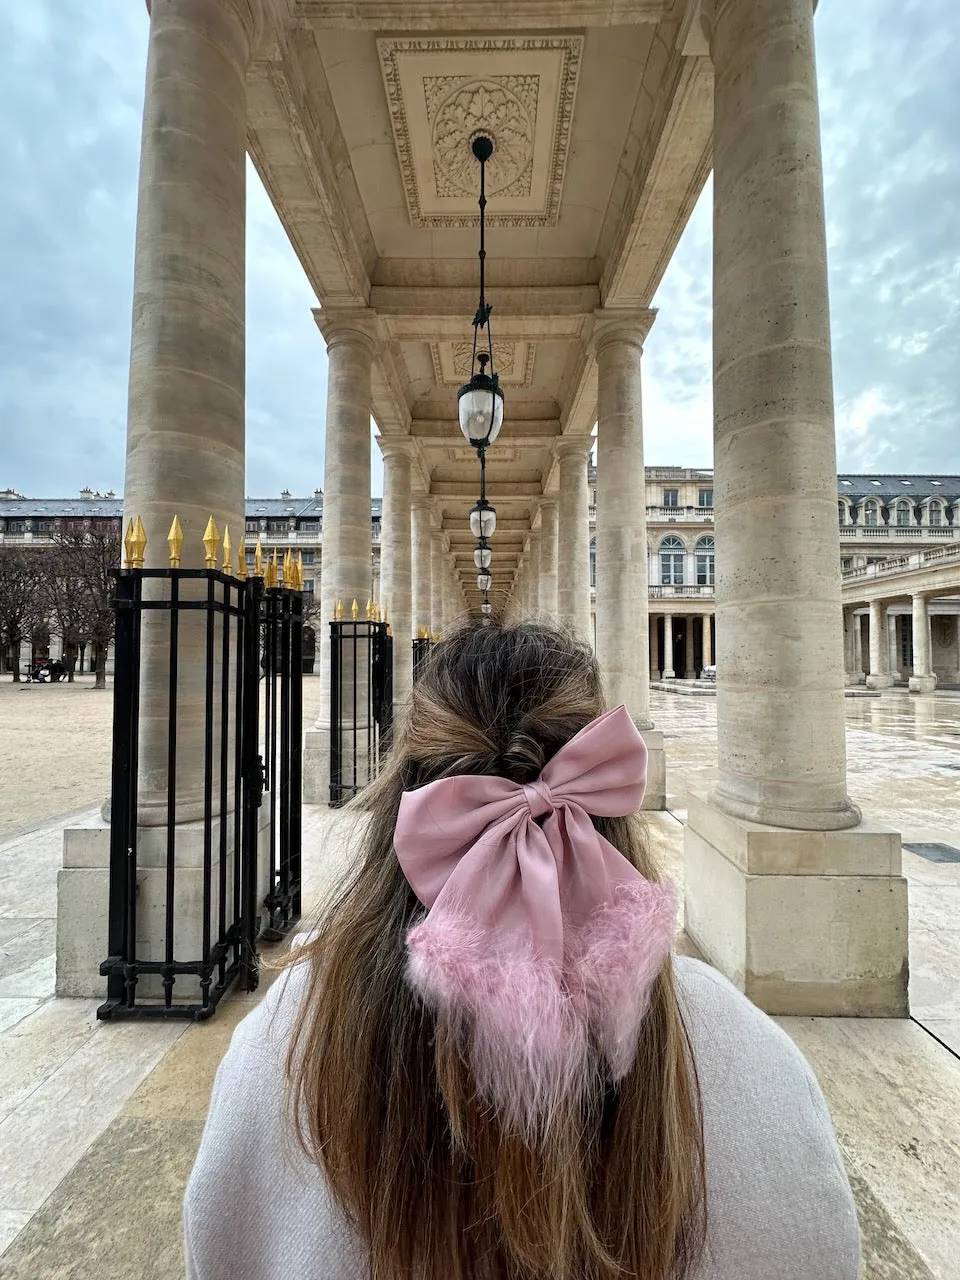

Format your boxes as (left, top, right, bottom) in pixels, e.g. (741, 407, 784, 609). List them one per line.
(377, 36, 583, 228)
(429, 340, 536, 387)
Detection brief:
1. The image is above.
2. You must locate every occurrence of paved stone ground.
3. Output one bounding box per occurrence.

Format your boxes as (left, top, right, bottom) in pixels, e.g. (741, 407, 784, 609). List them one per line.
(0, 681, 959, 1276)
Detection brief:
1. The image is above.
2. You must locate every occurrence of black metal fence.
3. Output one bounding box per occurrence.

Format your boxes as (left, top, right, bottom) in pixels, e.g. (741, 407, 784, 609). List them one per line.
(99, 568, 302, 1021)
(329, 619, 392, 807)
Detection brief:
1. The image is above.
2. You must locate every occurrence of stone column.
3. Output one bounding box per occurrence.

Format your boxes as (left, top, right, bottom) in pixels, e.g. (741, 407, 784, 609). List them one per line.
(702, 614, 713, 670)
(430, 528, 444, 636)
(909, 594, 936, 693)
(526, 532, 541, 616)
(887, 612, 900, 682)
(841, 607, 855, 683)
(304, 309, 376, 804)
(556, 439, 593, 642)
(58, 0, 266, 997)
(539, 499, 559, 618)
(120, 0, 259, 825)
(866, 600, 893, 689)
(411, 498, 432, 637)
(378, 438, 413, 707)
(442, 549, 461, 634)
(662, 614, 675, 679)
(649, 615, 659, 679)
(684, 0, 907, 1016)
(591, 315, 665, 805)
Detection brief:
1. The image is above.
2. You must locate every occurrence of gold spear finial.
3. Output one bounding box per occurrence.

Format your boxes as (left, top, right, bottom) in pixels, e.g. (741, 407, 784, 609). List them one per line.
(236, 535, 247, 580)
(123, 518, 137, 569)
(265, 549, 278, 589)
(351, 598, 359, 620)
(130, 516, 147, 569)
(297, 552, 304, 591)
(222, 525, 233, 575)
(335, 599, 344, 621)
(366, 599, 373, 619)
(202, 516, 220, 569)
(167, 515, 183, 568)
(254, 534, 264, 578)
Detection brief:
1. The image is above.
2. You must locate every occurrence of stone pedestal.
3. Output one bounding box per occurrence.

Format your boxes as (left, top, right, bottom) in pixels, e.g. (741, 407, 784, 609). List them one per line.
(57, 806, 272, 1001)
(684, 793, 908, 1015)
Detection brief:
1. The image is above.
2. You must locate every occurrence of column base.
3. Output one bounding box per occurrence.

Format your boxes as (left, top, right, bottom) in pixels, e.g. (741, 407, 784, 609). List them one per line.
(683, 792, 908, 1016)
(865, 674, 894, 689)
(662, 670, 676, 679)
(56, 808, 273, 1000)
(908, 675, 937, 694)
(639, 729, 666, 811)
(303, 725, 332, 805)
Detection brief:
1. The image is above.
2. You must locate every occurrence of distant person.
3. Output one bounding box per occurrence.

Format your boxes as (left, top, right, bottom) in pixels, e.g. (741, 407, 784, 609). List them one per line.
(184, 621, 860, 1280)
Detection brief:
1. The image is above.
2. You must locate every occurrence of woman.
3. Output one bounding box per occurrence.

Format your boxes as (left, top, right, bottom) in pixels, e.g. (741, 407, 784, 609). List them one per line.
(184, 621, 860, 1280)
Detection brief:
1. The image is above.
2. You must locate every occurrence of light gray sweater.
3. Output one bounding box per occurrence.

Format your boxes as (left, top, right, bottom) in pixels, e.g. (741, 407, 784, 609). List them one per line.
(184, 956, 861, 1279)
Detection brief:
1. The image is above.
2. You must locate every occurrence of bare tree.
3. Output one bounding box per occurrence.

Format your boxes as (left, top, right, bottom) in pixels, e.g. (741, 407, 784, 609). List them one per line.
(0, 548, 45, 682)
(38, 546, 90, 681)
(51, 529, 122, 690)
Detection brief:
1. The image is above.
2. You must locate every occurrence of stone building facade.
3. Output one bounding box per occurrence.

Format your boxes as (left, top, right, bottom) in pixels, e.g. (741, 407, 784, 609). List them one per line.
(7, 471, 959, 686)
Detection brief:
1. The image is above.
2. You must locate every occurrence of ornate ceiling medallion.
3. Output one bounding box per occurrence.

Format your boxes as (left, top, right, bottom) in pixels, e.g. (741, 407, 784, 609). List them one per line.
(377, 36, 583, 229)
(430, 340, 536, 388)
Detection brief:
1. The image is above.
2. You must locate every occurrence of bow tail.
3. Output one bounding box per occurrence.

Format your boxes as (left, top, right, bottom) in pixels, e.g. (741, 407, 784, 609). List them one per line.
(405, 907, 591, 1139)
(568, 877, 678, 1080)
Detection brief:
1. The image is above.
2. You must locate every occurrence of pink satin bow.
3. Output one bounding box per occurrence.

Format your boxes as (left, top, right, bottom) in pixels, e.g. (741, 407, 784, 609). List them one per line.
(394, 705, 677, 1134)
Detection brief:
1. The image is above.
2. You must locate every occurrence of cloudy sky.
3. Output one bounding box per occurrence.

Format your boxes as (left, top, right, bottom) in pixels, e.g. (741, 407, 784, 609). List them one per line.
(1, 0, 958, 500)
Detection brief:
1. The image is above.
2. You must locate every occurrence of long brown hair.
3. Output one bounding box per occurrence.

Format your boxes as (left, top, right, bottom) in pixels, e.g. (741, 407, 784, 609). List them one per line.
(285, 620, 706, 1279)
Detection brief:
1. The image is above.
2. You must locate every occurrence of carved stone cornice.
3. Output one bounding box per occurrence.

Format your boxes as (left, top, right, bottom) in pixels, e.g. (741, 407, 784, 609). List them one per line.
(554, 435, 594, 461)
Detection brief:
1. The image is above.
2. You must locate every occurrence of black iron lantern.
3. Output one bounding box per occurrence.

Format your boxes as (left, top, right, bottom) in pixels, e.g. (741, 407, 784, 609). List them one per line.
(457, 135, 504, 450)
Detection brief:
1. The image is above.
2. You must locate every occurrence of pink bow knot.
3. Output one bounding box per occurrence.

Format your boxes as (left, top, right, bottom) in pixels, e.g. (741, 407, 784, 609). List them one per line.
(394, 704, 677, 1135)
(522, 778, 554, 820)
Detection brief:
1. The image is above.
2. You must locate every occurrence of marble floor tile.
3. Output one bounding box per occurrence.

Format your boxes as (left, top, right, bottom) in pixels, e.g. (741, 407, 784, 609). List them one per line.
(918, 1019, 960, 1056)
(0, 919, 55, 984)
(907, 885, 960, 933)
(909, 923, 960, 1020)
(0, 999, 100, 1122)
(779, 1016, 960, 1279)
(0, 952, 55, 1000)
(0, 1113, 200, 1278)
(0, 1209, 32, 1257)
(901, 849, 960, 888)
(0, 1019, 185, 1212)
(0, 998, 42, 1036)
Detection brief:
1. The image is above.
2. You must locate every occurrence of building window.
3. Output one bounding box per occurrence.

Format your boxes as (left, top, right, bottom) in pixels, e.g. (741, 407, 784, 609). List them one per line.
(303, 579, 315, 594)
(841, 557, 853, 571)
(301, 551, 315, 565)
(589, 537, 597, 589)
(663, 488, 679, 508)
(863, 503, 879, 527)
(660, 535, 685, 585)
(299, 520, 319, 533)
(698, 488, 713, 508)
(895, 500, 912, 527)
(7, 521, 25, 532)
(695, 535, 715, 586)
(245, 520, 258, 533)
(838, 501, 846, 524)
(929, 502, 943, 526)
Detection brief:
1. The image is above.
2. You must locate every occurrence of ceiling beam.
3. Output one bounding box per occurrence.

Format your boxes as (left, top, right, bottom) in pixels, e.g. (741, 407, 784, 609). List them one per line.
(293, 0, 671, 26)
(371, 285, 599, 320)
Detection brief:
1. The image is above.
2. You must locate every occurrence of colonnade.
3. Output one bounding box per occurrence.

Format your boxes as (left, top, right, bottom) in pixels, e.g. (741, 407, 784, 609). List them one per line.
(648, 614, 714, 679)
(845, 598, 960, 693)
(66, 0, 909, 1018)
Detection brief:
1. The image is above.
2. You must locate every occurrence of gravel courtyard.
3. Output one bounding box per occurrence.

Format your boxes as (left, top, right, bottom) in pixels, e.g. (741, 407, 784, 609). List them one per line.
(0, 676, 326, 841)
